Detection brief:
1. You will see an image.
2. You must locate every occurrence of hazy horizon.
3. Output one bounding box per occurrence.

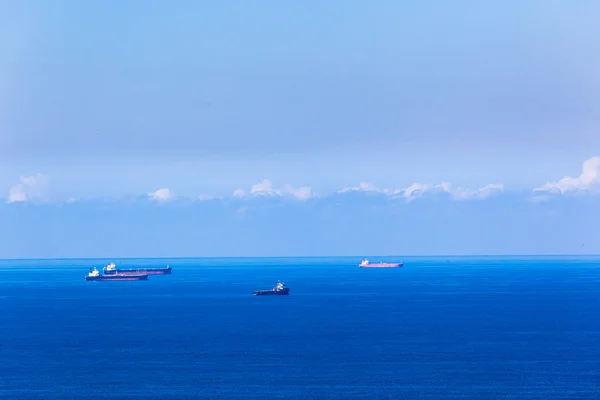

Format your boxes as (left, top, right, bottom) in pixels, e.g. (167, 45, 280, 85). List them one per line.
(2, 254, 600, 262)
(1, 1, 599, 258)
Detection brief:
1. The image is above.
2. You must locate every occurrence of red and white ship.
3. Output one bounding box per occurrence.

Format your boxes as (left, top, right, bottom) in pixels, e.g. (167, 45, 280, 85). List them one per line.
(359, 259, 403, 268)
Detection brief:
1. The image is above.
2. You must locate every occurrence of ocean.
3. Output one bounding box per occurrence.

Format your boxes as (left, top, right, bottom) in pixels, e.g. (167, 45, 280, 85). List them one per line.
(1, 256, 600, 399)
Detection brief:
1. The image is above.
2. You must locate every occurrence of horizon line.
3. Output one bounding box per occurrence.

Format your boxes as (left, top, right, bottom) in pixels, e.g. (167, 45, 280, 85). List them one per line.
(1, 253, 599, 261)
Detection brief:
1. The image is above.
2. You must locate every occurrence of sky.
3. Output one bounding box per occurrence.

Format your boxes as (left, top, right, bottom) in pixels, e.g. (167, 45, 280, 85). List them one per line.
(0, 1, 599, 258)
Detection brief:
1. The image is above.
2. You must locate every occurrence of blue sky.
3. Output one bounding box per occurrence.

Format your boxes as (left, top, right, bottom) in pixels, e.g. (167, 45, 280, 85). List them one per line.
(1, 1, 599, 257)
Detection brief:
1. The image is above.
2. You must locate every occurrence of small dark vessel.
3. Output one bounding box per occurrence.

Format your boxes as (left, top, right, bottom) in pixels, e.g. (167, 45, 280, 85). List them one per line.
(253, 281, 290, 296)
(85, 267, 148, 281)
(102, 263, 172, 275)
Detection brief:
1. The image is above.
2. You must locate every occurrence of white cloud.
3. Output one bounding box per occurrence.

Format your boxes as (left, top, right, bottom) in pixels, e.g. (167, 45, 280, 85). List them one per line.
(234, 179, 315, 200)
(535, 156, 600, 194)
(281, 184, 314, 200)
(339, 180, 504, 201)
(249, 179, 279, 197)
(148, 188, 175, 202)
(401, 183, 433, 200)
(338, 181, 385, 194)
(8, 186, 27, 203)
(7, 174, 48, 203)
(198, 194, 213, 201)
(445, 183, 505, 201)
(477, 183, 505, 199)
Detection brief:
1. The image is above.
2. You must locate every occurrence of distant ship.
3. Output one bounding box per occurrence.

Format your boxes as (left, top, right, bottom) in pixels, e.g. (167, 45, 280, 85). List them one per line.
(253, 281, 290, 296)
(359, 259, 403, 268)
(102, 263, 172, 275)
(85, 267, 148, 281)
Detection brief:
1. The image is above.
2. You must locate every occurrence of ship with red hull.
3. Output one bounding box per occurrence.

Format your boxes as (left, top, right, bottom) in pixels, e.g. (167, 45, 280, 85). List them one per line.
(102, 263, 172, 275)
(359, 259, 403, 268)
(84, 267, 148, 281)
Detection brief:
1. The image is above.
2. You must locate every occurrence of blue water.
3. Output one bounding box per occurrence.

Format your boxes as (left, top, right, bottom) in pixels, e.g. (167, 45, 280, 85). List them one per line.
(2, 256, 600, 399)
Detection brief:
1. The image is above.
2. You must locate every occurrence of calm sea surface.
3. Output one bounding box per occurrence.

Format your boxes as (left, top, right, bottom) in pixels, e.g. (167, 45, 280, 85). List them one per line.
(1, 256, 600, 399)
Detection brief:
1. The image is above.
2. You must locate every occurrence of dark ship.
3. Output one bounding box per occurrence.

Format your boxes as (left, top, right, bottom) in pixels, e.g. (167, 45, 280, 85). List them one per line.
(102, 263, 172, 275)
(253, 281, 290, 296)
(85, 267, 148, 281)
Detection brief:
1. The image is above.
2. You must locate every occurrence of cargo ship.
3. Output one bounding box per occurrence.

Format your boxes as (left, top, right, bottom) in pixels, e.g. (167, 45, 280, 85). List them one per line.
(85, 267, 148, 281)
(359, 259, 403, 268)
(253, 281, 290, 296)
(102, 263, 172, 275)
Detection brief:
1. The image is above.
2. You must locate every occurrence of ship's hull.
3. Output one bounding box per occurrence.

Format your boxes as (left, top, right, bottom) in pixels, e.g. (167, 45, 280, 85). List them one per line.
(253, 288, 290, 296)
(103, 267, 171, 275)
(85, 274, 148, 281)
(360, 263, 403, 268)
